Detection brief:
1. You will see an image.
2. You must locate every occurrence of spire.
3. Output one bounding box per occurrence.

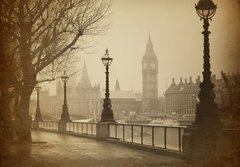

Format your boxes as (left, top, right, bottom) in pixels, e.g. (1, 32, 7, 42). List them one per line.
(83, 60, 87, 76)
(179, 77, 183, 85)
(189, 76, 193, 84)
(79, 60, 91, 87)
(147, 33, 153, 49)
(196, 76, 201, 84)
(171, 78, 176, 86)
(115, 79, 120, 91)
(143, 33, 156, 58)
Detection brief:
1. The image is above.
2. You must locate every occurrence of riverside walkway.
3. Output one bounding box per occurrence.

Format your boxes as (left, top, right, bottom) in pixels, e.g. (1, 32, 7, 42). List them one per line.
(1, 130, 185, 167)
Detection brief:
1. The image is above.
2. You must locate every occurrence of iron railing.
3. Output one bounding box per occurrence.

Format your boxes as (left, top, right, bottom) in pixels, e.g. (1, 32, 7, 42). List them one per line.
(39, 121, 58, 132)
(108, 123, 186, 152)
(32, 120, 240, 157)
(35, 121, 186, 152)
(65, 122, 97, 136)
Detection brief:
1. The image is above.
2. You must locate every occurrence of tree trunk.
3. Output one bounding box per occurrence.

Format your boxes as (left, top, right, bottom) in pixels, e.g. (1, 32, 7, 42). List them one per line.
(14, 86, 20, 119)
(0, 37, 13, 142)
(15, 0, 35, 142)
(15, 84, 34, 142)
(0, 87, 14, 142)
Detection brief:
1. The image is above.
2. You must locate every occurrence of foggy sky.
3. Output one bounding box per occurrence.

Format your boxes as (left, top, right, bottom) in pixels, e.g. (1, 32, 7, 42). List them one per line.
(75, 0, 240, 96)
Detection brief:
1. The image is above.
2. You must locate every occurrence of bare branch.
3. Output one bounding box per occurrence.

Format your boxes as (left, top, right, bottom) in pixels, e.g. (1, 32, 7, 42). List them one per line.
(2, 0, 111, 88)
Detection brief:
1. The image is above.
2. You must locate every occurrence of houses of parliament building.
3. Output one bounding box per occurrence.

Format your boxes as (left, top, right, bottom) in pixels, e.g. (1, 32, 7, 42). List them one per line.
(30, 36, 240, 121)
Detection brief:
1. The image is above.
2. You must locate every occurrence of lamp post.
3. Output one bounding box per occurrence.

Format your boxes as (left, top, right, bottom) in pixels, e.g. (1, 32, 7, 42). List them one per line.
(194, 0, 221, 128)
(182, 0, 222, 161)
(100, 49, 115, 122)
(60, 70, 70, 121)
(34, 84, 42, 121)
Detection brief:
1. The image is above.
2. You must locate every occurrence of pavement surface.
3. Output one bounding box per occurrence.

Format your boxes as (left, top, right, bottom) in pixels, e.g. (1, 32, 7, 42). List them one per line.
(1, 130, 187, 167)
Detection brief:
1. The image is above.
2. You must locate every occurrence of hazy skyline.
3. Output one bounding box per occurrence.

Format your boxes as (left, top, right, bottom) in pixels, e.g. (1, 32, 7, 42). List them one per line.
(71, 0, 240, 96)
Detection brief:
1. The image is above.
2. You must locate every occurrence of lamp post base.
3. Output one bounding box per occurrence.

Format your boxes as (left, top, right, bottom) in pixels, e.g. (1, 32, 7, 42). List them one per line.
(58, 120, 66, 132)
(96, 121, 116, 140)
(100, 110, 115, 123)
(182, 123, 222, 162)
(34, 107, 42, 121)
(60, 104, 71, 122)
(96, 122, 109, 140)
(32, 120, 40, 129)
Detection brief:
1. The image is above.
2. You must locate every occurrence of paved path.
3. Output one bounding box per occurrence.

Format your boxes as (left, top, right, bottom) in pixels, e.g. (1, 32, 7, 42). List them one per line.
(1, 130, 186, 167)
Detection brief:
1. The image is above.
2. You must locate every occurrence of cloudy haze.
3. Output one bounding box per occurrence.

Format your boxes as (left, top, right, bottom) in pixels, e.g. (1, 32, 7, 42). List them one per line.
(74, 0, 240, 96)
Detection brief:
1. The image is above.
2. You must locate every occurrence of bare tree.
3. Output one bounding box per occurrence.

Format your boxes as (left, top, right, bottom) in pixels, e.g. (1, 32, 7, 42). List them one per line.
(0, 0, 21, 141)
(1, 0, 110, 142)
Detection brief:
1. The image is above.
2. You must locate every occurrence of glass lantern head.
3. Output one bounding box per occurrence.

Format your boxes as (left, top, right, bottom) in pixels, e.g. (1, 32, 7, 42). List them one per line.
(101, 48, 113, 66)
(61, 70, 69, 82)
(195, 0, 217, 19)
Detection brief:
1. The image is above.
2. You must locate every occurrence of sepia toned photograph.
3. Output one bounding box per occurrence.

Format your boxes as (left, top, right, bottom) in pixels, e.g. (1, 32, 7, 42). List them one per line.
(0, 0, 240, 166)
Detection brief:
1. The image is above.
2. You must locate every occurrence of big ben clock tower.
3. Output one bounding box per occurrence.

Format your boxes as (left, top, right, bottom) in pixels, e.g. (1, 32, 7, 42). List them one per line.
(142, 35, 158, 113)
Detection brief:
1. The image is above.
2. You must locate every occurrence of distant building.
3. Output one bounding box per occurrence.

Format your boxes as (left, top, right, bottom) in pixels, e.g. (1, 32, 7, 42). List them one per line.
(56, 71, 80, 117)
(30, 89, 62, 120)
(142, 35, 158, 113)
(165, 77, 200, 116)
(56, 74, 78, 100)
(165, 72, 240, 120)
(76, 62, 101, 119)
(101, 79, 142, 120)
(30, 63, 101, 120)
(157, 97, 166, 114)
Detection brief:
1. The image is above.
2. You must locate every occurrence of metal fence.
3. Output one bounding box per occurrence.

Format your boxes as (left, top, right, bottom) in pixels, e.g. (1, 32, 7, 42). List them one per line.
(65, 122, 97, 136)
(35, 121, 186, 152)
(39, 121, 58, 132)
(108, 123, 186, 152)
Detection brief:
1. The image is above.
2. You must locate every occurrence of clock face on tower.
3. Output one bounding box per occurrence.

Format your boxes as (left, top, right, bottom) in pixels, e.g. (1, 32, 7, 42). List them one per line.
(150, 63, 156, 69)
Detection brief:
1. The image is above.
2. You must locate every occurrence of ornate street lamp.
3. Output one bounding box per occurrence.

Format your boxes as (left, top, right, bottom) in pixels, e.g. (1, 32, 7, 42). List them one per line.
(100, 49, 115, 122)
(60, 70, 71, 121)
(182, 0, 222, 161)
(194, 0, 221, 128)
(34, 84, 42, 121)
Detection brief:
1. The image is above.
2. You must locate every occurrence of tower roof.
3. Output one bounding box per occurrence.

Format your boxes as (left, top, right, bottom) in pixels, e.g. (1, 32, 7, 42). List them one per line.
(79, 61, 91, 87)
(115, 79, 120, 91)
(147, 34, 153, 48)
(82, 61, 88, 75)
(143, 34, 157, 59)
